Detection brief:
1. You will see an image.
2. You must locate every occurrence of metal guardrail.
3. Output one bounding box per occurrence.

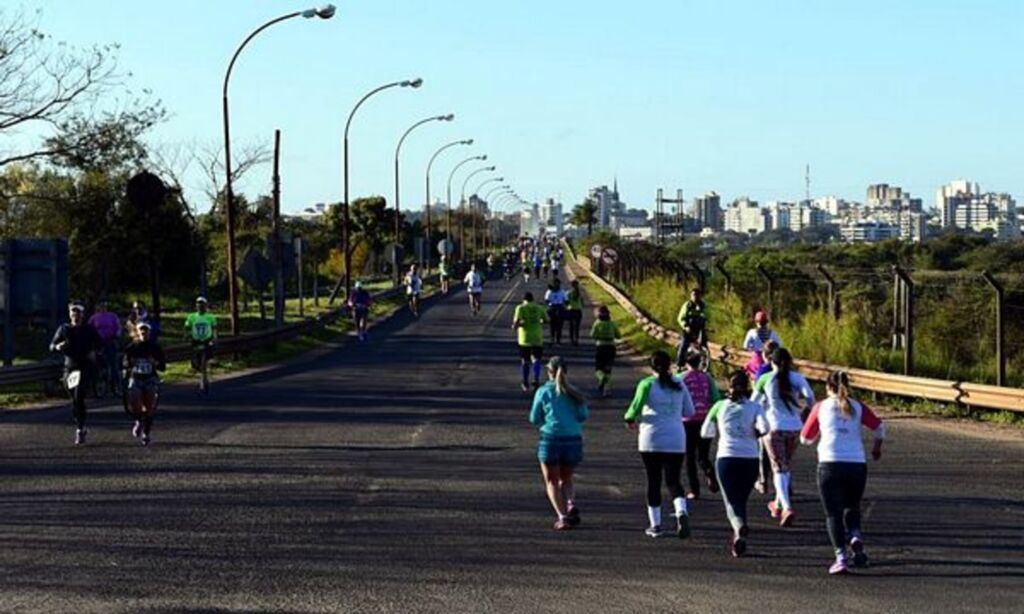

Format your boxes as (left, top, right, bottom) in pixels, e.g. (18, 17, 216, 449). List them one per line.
(0, 283, 413, 392)
(566, 242, 1024, 414)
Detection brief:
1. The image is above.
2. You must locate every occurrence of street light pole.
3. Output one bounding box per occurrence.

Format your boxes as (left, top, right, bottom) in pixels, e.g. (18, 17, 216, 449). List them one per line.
(459, 166, 496, 259)
(222, 4, 336, 335)
(328, 77, 423, 304)
(446, 155, 487, 263)
(425, 139, 472, 272)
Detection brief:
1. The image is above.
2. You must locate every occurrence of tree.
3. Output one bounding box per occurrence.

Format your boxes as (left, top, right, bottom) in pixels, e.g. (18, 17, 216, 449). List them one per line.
(571, 199, 599, 235)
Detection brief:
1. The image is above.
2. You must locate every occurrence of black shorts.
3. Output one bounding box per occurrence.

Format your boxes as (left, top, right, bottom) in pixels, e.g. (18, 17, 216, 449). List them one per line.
(518, 345, 544, 361)
(191, 342, 213, 369)
(596, 345, 617, 373)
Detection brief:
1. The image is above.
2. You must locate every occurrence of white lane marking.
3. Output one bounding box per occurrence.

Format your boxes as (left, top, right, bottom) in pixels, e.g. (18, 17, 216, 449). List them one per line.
(485, 277, 521, 329)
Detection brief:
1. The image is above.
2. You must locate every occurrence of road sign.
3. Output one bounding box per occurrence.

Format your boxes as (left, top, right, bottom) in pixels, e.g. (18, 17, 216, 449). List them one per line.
(437, 240, 454, 256)
(601, 248, 619, 266)
(590, 244, 603, 259)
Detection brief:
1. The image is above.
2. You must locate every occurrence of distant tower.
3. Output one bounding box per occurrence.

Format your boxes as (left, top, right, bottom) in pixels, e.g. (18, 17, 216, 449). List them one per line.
(805, 164, 811, 202)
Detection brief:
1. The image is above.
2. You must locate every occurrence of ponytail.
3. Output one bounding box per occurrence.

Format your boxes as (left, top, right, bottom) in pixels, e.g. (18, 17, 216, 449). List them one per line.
(771, 347, 797, 413)
(828, 370, 854, 418)
(651, 350, 682, 391)
(549, 357, 586, 405)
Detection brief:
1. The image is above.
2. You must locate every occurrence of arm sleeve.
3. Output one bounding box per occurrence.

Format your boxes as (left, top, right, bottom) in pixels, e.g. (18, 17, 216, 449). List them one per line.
(677, 304, 688, 329)
(772, 331, 783, 347)
(800, 402, 822, 444)
(49, 325, 66, 352)
(529, 389, 547, 427)
(797, 373, 815, 405)
(701, 400, 723, 439)
(861, 403, 886, 440)
(751, 372, 772, 403)
(754, 405, 770, 437)
(709, 376, 723, 402)
(679, 384, 696, 419)
(624, 377, 653, 423)
(184, 315, 192, 331)
(743, 330, 756, 350)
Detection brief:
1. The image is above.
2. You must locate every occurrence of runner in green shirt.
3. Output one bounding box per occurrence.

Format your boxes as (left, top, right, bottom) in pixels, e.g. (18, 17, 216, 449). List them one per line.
(565, 279, 585, 345)
(590, 305, 621, 397)
(184, 297, 217, 394)
(513, 291, 549, 391)
(439, 255, 451, 294)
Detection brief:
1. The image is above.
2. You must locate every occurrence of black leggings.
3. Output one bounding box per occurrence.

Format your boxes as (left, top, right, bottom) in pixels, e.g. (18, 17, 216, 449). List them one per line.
(641, 452, 684, 507)
(548, 306, 565, 343)
(565, 310, 582, 343)
(66, 369, 92, 429)
(716, 457, 759, 531)
(817, 462, 868, 553)
(684, 421, 715, 495)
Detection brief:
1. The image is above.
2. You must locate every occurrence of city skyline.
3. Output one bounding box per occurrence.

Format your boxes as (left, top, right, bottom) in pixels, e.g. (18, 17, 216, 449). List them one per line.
(8, 1, 1022, 215)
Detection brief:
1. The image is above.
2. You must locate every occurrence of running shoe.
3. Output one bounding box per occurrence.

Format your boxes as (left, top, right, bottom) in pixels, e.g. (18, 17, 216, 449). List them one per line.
(520, 383, 530, 393)
(132, 421, 142, 439)
(676, 513, 691, 540)
(644, 526, 663, 538)
(829, 556, 850, 575)
(754, 480, 766, 494)
(553, 518, 571, 531)
(731, 536, 747, 557)
(566, 505, 581, 527)
(767, 501, 781, 519)
(74, 428, 87, 446)
(850, 537, 869, 568)
(705, 472, 720, 494)
(141, 434, 151, 447)
(780, 509, 796, 527)
(686, 492, 699, 501)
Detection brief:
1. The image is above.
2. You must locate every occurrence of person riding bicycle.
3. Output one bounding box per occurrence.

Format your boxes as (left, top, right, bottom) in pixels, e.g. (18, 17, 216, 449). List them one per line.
(348, 281, 374, 342)
(676, 287, 709, 367)
(184, 296, 217, 393)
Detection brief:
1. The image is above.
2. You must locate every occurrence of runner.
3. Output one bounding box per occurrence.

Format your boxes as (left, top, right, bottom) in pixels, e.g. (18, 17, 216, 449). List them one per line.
(404, 264, 423, 317)
(801, 370, 886, 575)
(743, 310, 782, 353)
(512, 291, 548, 392)
(532, 252, 543, 280)
(348, 281, 373, 341)
(746, 339, 779, 383)
(123, 321, 166, 446)
(565, 279, 584, 346)
(529, 356, 590, 530)
(623, 350, 696, 539)
(439, 255, 451, 294)
(521, 250, 532, 283)
(184, 297, 217, 394)
(590, 305, 620, 397)
(49, 302, 103, 445)
(88, 300, 123, 396)
(544, 278, 568, 344)
(700, 370, 769, 557)
(752, 347, 815, 527)
(550, 252, 561, 279)
(464, 264, 484, 316)
(681, 350, 722, 499)
(676, 287, 709, 367)
(486, 253, 496, 277)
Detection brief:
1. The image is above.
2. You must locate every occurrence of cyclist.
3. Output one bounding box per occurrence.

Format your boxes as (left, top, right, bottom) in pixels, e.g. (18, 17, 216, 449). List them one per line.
(676, 287, 709, 367)
(88, 299, 123, 396)
(464, 264, 484, 316)
(404, 264, 423, 317)
(124, 321, 166, 446)
(185, 296, 217, 394)
(513, 291, 549, 392)
(439, 255, 452, 294)
(50, 302, 103, 445)
(565, 280, 584, 345)
(348, 281, 373, 341)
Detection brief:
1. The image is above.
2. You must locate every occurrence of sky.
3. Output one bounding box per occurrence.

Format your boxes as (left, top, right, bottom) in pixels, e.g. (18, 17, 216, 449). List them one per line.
(10, 0, 1024, 215)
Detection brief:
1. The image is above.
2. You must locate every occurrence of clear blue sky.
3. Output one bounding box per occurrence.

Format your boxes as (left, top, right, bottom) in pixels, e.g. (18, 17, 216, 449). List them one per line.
(19, 0, 1024, 214)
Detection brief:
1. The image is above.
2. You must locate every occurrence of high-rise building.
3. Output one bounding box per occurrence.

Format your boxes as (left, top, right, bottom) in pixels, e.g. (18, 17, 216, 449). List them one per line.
(936, 180, 981, 228)
(588, 179, 624, 227)
(692, 191, 723, 231)
(723, 197, 769, 235)
(539, 198, 564, 235)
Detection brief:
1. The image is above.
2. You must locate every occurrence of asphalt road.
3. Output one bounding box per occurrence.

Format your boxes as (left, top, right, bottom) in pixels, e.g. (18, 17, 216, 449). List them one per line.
(1, 274, 1022, 613)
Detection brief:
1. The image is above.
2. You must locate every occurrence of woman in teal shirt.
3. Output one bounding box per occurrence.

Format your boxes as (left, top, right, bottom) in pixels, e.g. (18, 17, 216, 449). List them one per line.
(529, 356, 590, 531)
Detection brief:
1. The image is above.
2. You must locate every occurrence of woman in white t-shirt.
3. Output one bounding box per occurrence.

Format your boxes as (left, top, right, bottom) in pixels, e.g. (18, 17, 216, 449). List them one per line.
(404, 264, 423, 318)
(701, 370, 768, 557)
(801, 370, 886, 575)
(464, 264, 484, 315)
(544, 279, 569, 345)
(624, 350, 696, 539)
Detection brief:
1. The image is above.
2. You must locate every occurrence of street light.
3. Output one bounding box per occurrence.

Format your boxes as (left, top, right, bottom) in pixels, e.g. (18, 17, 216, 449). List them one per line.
(483, 184, 510, 202)
(425, 139, 472, 271)
(329, 77, 423, 304)
(393, 113, 454, 279)
(221, 4, 336, 335)
(460, 166, 496, 258)
(446, 154, 487, 261)
(473, 176, 504, 197)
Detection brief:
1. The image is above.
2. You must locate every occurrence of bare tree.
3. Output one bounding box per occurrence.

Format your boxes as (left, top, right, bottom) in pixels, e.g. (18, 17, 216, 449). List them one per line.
(197, 140, 272, 214)
(0, 9, 121, 167)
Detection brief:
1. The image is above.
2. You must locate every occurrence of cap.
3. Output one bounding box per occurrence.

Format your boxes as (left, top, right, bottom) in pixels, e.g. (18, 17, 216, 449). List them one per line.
(354, 281, 363, 289)
(196, 296, 208, 304)
(69, 302, 85, 312)
(137, 322, 152, 331)
(754, 310, 768, 323)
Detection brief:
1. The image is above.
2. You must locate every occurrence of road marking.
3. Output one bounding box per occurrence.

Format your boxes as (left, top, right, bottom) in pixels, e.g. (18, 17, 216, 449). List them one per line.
(485, 277, 521, 329)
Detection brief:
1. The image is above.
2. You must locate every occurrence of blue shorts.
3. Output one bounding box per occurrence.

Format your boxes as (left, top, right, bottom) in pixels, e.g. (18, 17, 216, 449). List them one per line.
(537, 435, 583, 466)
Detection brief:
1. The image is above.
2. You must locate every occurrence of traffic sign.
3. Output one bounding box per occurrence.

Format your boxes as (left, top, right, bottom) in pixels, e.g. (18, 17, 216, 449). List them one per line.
(437, 240, 455, 256)
(590, 244, 603, 259)
(601, 247, 619, 266)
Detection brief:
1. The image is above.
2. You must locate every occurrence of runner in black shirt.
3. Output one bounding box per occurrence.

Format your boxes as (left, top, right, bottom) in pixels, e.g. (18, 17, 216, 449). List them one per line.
(50, 302, 102, 445)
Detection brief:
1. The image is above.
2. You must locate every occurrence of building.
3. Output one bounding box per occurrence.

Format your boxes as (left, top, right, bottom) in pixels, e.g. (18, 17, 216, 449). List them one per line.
(936, 180, 981, 228)
(840, 220, 900, 243)
(519, 202, 541, 238)
(723, 197, 769, 235)
(692, 191, 723, 231)
(589, 180, 625, 227)
(539, 198, 564, 236)
(937, 180, 1018, 239)
(815, 196, 848, 218)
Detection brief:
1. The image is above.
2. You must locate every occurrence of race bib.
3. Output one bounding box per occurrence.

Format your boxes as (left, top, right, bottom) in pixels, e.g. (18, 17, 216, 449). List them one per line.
(66, 370, 81, 390)
(133, 359, 154, 375)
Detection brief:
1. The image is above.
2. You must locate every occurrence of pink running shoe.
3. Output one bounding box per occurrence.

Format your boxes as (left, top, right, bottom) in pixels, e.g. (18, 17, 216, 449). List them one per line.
(767, 501, 781, 519)
(829, 557, 850, 575)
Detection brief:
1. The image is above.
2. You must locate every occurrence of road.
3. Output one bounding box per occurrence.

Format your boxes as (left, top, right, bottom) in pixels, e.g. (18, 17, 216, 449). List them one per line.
(1, 274, 1022, 613)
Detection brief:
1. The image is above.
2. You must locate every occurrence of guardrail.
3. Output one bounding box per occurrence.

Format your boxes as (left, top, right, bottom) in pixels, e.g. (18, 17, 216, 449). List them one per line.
(0, 283, 414, 393)
(566, 243, 1024, 414)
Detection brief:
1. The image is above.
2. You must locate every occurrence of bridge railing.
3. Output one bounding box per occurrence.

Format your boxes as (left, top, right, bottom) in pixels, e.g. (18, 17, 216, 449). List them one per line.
(564, 241, 1024, 414)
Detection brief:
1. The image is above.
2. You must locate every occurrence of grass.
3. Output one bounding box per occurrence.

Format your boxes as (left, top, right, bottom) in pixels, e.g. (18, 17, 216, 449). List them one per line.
(578, 277, 671, 357)
(0, 282, 431, 409)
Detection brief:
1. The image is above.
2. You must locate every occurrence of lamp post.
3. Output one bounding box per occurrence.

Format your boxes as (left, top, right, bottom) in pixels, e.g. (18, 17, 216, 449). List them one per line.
(329, 77, 423, 304)
(460, 167, 496, 258)
(446, 155, 487, 262)
(393, 113, 453, 280)
(221, 3, 336, 335)
(483, 184, 510, 202)
(425, 139, 472, 271)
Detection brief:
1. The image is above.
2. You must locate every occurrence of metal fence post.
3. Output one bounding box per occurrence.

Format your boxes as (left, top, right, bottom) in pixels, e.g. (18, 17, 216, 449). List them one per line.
(756, 264, 774, 315)
(817, 264, 840, 320)
(714, 259, 732, 294)
(689, 261, 706, 294)
(893, 266, 914, 376)
(981, 270, 1006, 386)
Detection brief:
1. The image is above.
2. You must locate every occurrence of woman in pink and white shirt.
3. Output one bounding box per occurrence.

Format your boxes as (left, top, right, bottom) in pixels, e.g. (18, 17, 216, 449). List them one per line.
(801, 370, 886, 576)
